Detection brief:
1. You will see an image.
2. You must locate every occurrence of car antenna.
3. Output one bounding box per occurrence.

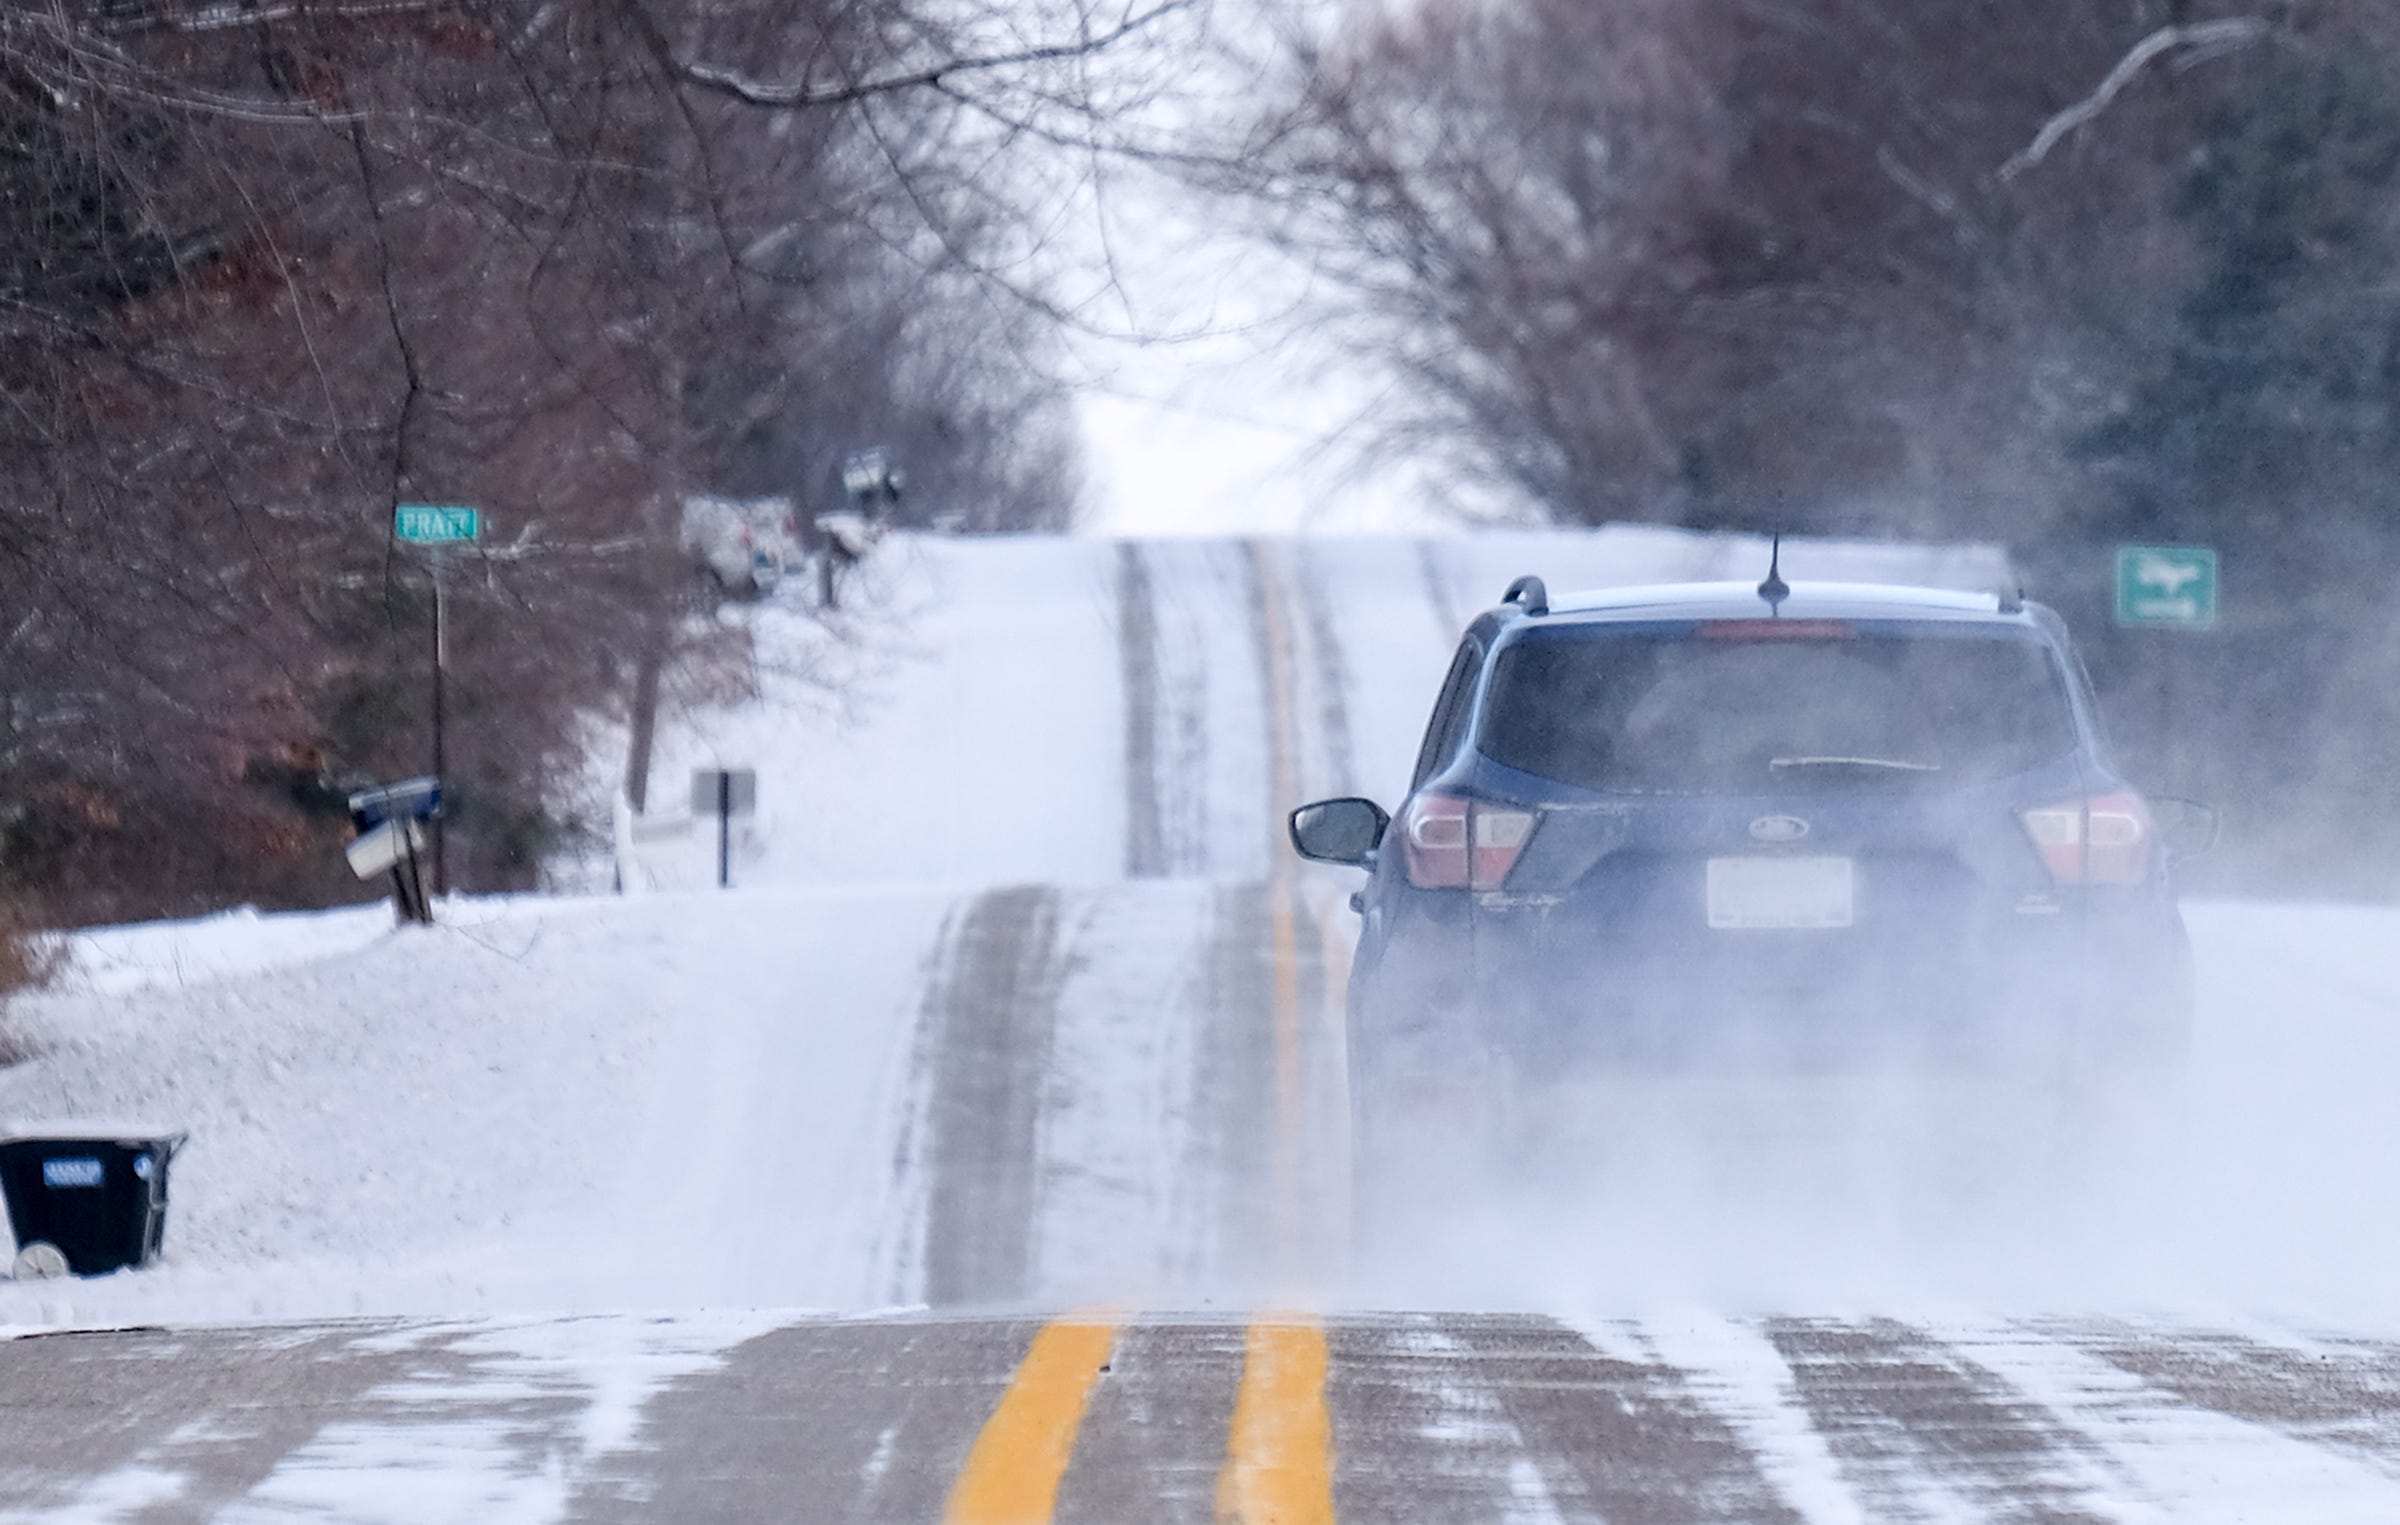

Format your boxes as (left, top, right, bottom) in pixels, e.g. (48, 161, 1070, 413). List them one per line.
(1757, 532, 1790, 612)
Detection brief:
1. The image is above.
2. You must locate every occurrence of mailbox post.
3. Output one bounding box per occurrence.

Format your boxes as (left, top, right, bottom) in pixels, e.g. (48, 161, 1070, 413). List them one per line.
(348, 776, 443, 923)
(819, 450, 899, 610)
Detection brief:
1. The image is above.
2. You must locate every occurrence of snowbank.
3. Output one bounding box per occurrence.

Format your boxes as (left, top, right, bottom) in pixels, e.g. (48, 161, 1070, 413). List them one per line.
(0, 887, 949, 1329)
(52, 904, 399, 998)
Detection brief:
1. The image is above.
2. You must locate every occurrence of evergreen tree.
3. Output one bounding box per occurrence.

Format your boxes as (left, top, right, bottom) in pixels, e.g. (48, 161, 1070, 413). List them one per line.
(2080, 54, 2400, 557)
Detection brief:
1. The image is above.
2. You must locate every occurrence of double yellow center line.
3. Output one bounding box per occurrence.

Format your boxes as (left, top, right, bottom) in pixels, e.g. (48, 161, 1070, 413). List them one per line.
(942, 1314, 1334, 1525)
(1220, 1319, 1337, 1524)
(943, 1317, 1121, 1524)
(1228, 544, 1336, 1523)
(945, 543, 1338, 1523)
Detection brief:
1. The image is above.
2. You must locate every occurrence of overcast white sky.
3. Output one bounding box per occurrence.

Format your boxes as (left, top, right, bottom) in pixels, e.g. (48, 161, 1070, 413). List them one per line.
(1048, 0, 1463, 538)
(1067, 178, 1492, 538)
(1074, 322, 1438, 537)
(1066, 175, 1364, 534)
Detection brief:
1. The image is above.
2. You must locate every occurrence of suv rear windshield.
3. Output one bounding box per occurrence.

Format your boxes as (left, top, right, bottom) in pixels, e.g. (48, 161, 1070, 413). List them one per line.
(1477, 621, 2078, 794)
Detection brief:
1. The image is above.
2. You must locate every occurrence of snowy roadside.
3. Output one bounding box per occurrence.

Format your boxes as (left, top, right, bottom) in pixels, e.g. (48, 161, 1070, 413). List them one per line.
(32, 891, 655, 999)
(0, 887, 950, 1331)
(0, 896, 669, 1328)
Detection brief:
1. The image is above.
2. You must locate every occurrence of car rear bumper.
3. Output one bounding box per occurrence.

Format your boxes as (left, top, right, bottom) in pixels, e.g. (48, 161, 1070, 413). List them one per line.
(1357, 889, 2190, 1076)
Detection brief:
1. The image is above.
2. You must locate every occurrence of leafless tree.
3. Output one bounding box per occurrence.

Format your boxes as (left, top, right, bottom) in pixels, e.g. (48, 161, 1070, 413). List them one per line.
(0, 0, 1199, 919)
(1244, 0, 2316, 534)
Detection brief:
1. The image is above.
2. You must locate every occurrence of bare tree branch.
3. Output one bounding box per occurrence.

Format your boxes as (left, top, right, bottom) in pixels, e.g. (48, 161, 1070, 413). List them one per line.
(652, 0, 1195, 109)
(1999, 18, 2273, 181)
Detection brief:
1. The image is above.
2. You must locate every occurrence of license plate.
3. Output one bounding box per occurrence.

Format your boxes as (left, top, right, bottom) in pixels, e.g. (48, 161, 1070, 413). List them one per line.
(1706, 856, 1854, 930)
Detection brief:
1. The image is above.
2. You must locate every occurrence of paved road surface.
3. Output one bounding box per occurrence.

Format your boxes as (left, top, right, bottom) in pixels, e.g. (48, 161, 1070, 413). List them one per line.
(11, 1311, 2400, 1520)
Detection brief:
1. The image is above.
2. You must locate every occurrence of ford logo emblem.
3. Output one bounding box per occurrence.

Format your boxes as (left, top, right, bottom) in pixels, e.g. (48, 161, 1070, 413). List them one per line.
(1749, 815, 1810, 844)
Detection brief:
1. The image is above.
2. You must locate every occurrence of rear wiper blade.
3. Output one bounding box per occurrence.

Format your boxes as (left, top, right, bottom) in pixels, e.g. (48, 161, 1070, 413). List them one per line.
(1768, 755, 1942, 773)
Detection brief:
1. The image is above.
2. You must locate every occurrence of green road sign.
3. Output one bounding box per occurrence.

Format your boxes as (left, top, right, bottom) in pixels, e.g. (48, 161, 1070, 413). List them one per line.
(395, 505, 480, 544)
(2115, 544, 2218, 629)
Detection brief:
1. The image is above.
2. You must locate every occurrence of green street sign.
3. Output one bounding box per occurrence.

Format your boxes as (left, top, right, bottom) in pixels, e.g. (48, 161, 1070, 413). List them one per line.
(395, 505, 480, 544)
(2115, 544, 2217, 629)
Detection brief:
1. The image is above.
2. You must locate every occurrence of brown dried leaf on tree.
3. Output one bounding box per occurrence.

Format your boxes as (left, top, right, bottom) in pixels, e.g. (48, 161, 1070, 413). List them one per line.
(0, 0, 1187, 920)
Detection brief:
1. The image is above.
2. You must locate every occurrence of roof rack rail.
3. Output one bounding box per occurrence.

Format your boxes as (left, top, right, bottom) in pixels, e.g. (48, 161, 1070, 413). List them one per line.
(1501, 575, 1548, 616)
(1996, 584, 2025, 613)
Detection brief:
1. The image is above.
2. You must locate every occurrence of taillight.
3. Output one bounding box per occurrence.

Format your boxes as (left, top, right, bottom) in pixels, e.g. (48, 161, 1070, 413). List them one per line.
(1400, 794, 1534, 889)
(2020, 792, 2153, 884)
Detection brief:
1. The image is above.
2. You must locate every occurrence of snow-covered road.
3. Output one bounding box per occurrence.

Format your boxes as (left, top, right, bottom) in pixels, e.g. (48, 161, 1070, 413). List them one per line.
(6, 528, 2400, 1520)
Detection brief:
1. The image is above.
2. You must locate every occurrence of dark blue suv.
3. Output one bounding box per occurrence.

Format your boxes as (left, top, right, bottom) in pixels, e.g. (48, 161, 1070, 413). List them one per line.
(1290, 573, 2215, 1138)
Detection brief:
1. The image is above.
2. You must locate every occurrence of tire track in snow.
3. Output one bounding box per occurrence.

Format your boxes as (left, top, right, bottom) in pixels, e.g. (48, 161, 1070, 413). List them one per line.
(1116, 544, 1169, 880)
(913, 885, 1069, 1306)
(1119, 540, 1268, 879)
(1290, 541, 1357, 796)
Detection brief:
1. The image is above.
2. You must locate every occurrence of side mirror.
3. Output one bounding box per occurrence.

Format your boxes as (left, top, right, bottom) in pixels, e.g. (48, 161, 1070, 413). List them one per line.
(1289, 797, 1389, 869)
(2152, 797, 2220, 860)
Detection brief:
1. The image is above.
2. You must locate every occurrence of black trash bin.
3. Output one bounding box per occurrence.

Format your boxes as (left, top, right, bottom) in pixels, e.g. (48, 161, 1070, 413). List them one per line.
(0, 1127, 186, 1278)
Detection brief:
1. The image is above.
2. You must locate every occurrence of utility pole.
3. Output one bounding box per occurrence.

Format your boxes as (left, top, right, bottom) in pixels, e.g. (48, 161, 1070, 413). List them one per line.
(430, 545, 447, 897)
